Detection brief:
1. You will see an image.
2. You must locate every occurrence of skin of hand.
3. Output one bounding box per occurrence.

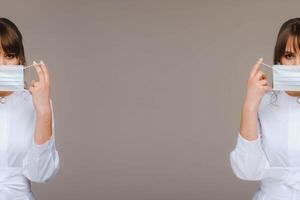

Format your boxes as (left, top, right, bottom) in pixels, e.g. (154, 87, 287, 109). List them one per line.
(29, 61, 51, 115)
(29, 60, 53, 145)
(239, 58, 272, 141)
(243, 58, 272, 111)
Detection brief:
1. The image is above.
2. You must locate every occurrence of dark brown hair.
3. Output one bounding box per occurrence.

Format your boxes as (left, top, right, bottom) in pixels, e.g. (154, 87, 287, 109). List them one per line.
(0, 18, 26, 65)
(271, 18, 300, 105)
(273, 18, 300, 64)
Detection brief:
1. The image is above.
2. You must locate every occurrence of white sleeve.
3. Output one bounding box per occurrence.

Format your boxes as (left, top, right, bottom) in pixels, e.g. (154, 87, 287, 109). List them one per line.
(22, 100, 60, 183)
(229, 117, 270, 181)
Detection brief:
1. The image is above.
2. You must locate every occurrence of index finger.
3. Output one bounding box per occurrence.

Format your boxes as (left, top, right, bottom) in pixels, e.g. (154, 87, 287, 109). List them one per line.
(33, 61, 45, 83)
(40, 61, 50, 84)
(250, 57, 263, 78)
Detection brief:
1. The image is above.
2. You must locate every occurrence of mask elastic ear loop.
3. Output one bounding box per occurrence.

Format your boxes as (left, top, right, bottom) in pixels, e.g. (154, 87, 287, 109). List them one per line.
(23, 64, 35, 69)
(260, 62, 273, 69)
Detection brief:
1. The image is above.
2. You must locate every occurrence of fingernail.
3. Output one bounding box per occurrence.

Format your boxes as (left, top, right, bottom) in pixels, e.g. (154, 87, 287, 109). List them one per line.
(33, 61, 37, 64)
(259, 57, 263, 62)
(41, 60, 44, 65)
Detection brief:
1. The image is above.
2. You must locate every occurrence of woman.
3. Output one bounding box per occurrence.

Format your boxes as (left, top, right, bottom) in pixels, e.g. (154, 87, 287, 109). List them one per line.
(0, 18, 60, 199)
(230, 18, 300, 199)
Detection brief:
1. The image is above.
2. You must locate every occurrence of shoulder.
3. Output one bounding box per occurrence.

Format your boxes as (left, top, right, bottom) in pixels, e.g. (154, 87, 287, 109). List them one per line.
(258, 90, 279, 113)
(19, 89, 32, 102)
(21, 88, 31, 97)
(10, 89, 33, 108)
(15, 89, 54, 112)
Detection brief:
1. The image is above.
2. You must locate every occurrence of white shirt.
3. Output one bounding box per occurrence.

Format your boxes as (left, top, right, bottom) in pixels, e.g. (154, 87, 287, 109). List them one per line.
(230, 90, 300, 199)
(0, 89, 60, 199)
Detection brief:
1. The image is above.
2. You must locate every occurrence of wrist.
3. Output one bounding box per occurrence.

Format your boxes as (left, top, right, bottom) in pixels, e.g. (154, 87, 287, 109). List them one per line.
(243, 101, 259, 112)
(36, 106, 52, 117)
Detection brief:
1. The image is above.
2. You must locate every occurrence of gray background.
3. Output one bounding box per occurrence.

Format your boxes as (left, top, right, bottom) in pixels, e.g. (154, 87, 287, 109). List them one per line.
(0, 0, 296, 199)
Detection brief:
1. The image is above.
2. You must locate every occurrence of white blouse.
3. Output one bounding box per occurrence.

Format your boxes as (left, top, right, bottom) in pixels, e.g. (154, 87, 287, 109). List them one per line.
(230, 90, 300, 200)
(0, 89, 59, 199)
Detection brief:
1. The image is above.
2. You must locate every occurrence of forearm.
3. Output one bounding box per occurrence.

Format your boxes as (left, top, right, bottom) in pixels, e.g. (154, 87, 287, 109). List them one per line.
(23, 101, 59, 183)
(239, 101, 259, 141)
(34, 108, 52, 145)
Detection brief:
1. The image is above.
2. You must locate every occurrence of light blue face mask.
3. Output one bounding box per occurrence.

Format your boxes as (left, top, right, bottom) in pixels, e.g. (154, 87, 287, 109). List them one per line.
(261, 62, 300, 91)
(0, 64, 33, 91)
